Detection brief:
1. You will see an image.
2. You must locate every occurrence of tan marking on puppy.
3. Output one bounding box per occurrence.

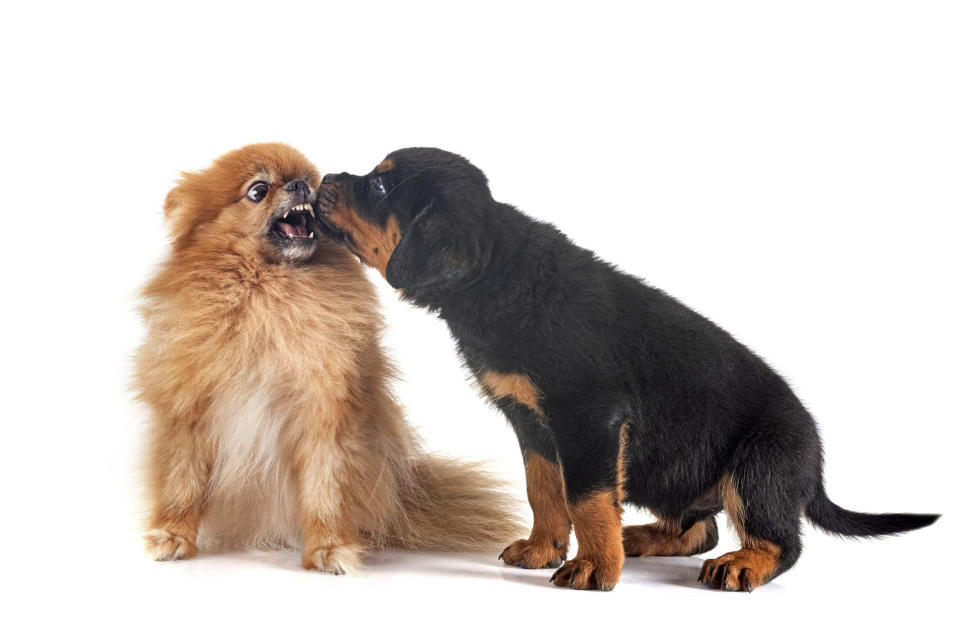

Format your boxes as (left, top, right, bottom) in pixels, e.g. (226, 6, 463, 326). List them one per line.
(551, 489, 625, 591)
(699, 541, 782, 591)
(321, 201, 402, 277)
(501, 453, 571, 569)
(616, 422, 629, 500)
(362, 215, 402, 276)
(698, 473, 781, 590)
(719, 473, 770, 549)
(480, 371, 544, 418)
(375, 158, 395, 173)
(623, 517, 717, 557)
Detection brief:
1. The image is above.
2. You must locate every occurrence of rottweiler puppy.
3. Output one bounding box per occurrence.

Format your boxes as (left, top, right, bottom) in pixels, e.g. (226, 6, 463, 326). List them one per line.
(311, 148, 939, 591)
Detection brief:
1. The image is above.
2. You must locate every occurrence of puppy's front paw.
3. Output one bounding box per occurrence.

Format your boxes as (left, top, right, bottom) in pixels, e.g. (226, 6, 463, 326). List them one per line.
(144, 529, 197, 561)
(550, 556, 622, 591)
(500, 537, 567, 569)
(302, 543, 365, 575)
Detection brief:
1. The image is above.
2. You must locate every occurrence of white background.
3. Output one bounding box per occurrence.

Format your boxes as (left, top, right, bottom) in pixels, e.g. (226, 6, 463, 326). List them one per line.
(2, 1, 956, 640)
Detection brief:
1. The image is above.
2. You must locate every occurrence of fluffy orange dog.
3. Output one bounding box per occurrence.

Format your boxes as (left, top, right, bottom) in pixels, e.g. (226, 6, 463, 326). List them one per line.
(135, 143, 520, 573)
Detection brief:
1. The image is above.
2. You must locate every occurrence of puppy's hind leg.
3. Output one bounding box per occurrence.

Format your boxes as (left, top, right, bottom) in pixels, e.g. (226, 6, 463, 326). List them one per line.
(699, 414, 815, 591)
(699, 474, 802, 592)
(623, 514, 719, 558)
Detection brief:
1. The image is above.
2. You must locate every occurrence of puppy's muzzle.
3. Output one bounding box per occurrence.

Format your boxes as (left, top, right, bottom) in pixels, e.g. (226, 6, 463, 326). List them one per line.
(316, 183, 341, 214)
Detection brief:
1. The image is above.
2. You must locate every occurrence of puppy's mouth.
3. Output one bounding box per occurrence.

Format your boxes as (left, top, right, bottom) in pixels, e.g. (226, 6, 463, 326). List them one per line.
(307, 198, 356, 250)
(269, 203, 316, 243)
(309, 212, 354, 249)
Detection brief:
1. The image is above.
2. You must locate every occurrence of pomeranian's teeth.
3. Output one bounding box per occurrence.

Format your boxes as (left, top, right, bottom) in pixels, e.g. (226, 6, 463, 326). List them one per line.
(288, 203, 315, 218)
(308, 232, 315, 238)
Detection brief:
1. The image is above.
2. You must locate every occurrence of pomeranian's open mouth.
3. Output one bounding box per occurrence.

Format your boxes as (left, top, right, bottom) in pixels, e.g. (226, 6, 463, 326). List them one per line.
(270, 203, 316, 243)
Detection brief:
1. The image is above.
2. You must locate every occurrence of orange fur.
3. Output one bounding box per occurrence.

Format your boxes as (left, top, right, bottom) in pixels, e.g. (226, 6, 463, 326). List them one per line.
(622, 517, 718, 557)
(135, 143, 522, 573)
(550, 490, 625, 591)
(695, 474, 782, 590)
(480, 371, 545, 418)
(500, 453, 571, 569)
(319, 200, 402, 277)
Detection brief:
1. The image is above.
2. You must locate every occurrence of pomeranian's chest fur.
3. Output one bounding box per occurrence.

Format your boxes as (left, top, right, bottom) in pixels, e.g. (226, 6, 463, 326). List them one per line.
(201, 372, 300, 550)
(138, 243, 379, 550)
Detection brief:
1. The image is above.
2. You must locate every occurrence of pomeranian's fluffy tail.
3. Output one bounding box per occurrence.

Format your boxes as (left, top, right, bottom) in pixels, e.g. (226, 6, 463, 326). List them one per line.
(387, 455, 525, 552)
(805, 484, 939, 537)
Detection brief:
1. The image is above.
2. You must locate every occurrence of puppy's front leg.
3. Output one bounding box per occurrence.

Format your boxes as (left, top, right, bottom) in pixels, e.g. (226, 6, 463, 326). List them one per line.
(499, 411, 572, 569)
(293, 427, 364, 575)
(500, 450, 571, 569)
(549, 417, 627, 591)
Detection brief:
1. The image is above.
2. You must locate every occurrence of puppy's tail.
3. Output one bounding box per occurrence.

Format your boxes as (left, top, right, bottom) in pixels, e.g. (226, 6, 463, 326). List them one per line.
(805, 483, 939, 537)
(387, 455, 525, 552)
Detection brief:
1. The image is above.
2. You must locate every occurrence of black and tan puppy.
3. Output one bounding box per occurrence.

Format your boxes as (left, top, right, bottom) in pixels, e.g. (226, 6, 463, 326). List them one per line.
(311, 148, 939, 592)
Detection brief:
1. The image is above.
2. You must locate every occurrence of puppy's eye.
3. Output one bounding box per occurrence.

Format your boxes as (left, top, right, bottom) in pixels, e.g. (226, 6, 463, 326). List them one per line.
(247, 182, 269, 202)
(370, 175, 386, 195)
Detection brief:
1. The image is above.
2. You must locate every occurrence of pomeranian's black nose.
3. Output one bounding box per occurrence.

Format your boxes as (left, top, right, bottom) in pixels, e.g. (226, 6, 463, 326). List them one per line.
(286, 179, 309, 195)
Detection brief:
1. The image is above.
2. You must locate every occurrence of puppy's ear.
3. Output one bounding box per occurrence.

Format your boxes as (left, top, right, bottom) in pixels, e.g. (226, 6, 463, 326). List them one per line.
(385, 201, 490, 290)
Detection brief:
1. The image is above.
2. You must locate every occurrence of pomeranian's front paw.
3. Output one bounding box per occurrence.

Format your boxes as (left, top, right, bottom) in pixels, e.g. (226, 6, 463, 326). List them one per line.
(144, 529, 198, 561)
(302, 543, 364, 575)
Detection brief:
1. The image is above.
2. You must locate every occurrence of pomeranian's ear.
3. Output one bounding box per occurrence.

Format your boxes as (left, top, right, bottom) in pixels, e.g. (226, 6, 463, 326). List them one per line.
(385, 199, 491, 290)
(163, 185, 186, 220)
(162, 176, 201, 245)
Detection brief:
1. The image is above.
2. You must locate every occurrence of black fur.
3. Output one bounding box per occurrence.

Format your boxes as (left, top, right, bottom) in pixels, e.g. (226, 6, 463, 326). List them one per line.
(313, 147, 939, 590)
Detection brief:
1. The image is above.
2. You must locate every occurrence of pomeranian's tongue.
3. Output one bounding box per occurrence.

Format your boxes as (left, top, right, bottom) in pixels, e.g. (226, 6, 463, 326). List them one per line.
(278, 221, 309, 238)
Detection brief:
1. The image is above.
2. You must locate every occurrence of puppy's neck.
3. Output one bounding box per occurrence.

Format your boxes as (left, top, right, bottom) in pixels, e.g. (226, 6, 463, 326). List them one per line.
(422, 204, 559, 329)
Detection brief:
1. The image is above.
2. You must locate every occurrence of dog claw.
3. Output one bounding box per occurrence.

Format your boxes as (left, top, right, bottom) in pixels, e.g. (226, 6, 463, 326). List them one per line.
(501, 538, 568, 570)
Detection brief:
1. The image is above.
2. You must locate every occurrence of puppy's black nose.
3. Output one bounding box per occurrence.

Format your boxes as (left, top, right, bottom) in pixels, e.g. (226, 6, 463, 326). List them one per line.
(286, 179, 309, 195)
(321, 174, 339, 185)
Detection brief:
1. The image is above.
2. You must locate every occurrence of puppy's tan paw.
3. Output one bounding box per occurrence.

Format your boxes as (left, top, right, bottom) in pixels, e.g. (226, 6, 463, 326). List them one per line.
(698, 548, 779, 592)
(302, 543, 365, 575)
(144, 529, 197, 561)
(550, 555, 622, 591)
(500, 537, 567, 569)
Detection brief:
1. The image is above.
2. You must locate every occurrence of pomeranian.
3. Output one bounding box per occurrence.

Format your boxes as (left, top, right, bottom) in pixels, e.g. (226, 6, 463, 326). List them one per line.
(134, 143, 520, 574)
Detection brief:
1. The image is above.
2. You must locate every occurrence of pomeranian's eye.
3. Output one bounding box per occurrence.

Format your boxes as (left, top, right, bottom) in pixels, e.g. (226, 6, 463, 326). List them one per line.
(247, 182, 269, 202)
(370, 175, 386, 195)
